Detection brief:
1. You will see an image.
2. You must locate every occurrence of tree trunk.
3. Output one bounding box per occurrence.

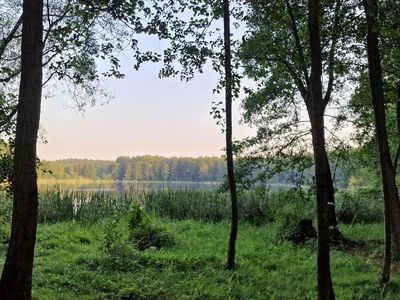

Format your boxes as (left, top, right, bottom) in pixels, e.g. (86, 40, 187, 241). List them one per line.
(308, 0, 335, 298)
(0, 1, 43, 299)
(223, 0, 239, 270)
(306, 96, 338, 230)
(363, 0, 400, 281)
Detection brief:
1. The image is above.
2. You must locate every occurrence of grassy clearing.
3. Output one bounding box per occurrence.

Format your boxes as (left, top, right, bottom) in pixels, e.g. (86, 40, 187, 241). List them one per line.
(0, 188, 396, 299)
(6, 220, 397, 299)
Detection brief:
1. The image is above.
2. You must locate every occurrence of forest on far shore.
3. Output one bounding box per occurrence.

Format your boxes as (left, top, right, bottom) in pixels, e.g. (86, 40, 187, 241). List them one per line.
(37, 155, 351, 188)
(38, 155, 227, 182)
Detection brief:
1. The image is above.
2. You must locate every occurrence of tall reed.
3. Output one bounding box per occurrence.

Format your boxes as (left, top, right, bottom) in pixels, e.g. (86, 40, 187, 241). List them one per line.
(36, 185, 388, 228)
(38, 187, 315, 225)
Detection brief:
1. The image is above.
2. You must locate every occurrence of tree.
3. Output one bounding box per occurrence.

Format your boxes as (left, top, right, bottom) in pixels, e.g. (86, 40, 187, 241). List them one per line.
(223, 0, 239, 270)
(237, 0, 353, 296)
(0, 0, 44, 298)
(362, 0, 400, 283)
(82, 163, 97, 179)
(308, 0, 334, 297)
(237, 0, 360, 230)
(161, 162, 170, 181)
(0, 0, 150, 186)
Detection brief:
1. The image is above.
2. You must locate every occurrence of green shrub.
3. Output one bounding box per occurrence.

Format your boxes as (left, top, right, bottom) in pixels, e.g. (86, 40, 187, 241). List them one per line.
(127, 203, 150, 229)
(0, 194, 12, 243)
(130, 225, 175, 251)
(275, 197, 316, 243)
(103, 217, 126, 252)
(336, 189, 383, 224)
(127, 203, 175, 251)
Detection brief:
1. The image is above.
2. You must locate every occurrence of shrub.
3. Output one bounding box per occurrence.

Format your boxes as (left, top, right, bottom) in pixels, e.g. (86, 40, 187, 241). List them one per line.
(127, 203, 150, 229)
(275, 198, 316, 243)
(130, 225, 175, 251)
(128, 204, 174, 251)
(335, 189, 383, 224)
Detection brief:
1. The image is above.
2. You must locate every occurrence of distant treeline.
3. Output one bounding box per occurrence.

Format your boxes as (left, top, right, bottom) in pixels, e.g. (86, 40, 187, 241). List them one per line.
(38, 156, 227, 182)
(37, 155, 350, 187)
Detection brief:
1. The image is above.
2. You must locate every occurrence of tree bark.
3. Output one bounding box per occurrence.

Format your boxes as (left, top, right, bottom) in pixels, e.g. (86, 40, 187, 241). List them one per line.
(0, 1, 43, 299)
(223, 0, 239, 270)
(363, 0, 400, 282)
(308, 0, 335, 298)
(287, 0, 339, 230)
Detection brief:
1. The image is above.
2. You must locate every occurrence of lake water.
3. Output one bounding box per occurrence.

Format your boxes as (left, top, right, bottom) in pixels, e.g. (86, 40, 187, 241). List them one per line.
(38, 181, 221, 194)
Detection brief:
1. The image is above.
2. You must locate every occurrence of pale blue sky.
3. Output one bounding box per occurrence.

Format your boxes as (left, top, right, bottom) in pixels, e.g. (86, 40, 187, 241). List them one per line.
(37, 56, 255, 161)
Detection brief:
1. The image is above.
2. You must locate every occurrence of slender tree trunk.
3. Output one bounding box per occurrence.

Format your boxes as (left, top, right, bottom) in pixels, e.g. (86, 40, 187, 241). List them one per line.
(308, 0, 335, 298)
(223, 0, 239, 270)
(363, 0, 400, 282)
(0, 1, 43, 299)
(306, 99, 338, 231)
(394, 95, 400, 171)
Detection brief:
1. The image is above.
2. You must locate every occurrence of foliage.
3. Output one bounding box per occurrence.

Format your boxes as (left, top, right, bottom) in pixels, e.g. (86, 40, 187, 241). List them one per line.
(230, 0, 359, 185)
(335, 188, 384, 224)
(1, 219, 398, 299)
(129, 222, 175, 251)
(0, 187, 393, 298)
(275, 191, 316, 242)
(0, 140, 13, 193)
(126, 203, 175, 251)
(0, 193, 11, 243)
(36, 186, 388, 229)
(37, 155, 227, 182)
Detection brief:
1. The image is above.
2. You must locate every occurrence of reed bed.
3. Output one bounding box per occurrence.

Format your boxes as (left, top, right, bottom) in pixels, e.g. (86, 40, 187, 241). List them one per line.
(38, 186, 384, 226)
(38, 187, 311, 225)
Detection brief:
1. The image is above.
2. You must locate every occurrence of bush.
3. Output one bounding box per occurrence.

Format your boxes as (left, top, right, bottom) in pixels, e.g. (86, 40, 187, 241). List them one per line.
(275, 196, 316, 243)
(128, 203, 150, 229)
(128, 204, 174, 251)
(130, 225, 175, 251)
(335, 189, 383, 224)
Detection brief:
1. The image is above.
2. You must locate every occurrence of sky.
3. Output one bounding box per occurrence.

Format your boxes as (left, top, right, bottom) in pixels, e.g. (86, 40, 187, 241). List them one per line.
(36, 55, 255, 161)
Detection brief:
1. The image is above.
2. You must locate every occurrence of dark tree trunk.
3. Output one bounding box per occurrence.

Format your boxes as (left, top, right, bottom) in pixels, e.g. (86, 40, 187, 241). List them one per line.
(223, 0, 239, 270)
(325, 156, 338, 228)
(286, 0, 340, 231)
(0, 1, 43, 299)
(308, 0, 335, 298)
(306, 96, 338, 230)
(363, 0, 400, 282)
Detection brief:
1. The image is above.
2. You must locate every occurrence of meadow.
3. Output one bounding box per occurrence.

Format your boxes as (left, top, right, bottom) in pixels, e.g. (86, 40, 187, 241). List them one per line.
(0, 186, 398, 299)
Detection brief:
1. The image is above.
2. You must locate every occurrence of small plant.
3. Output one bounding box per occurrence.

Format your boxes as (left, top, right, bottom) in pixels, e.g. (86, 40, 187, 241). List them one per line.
(127, 204, 174, 251)
(103, 218, 124, 252)
(275, 201, 316, 243)
(127, 203, 149, 229)
(130, 225, 175, 251)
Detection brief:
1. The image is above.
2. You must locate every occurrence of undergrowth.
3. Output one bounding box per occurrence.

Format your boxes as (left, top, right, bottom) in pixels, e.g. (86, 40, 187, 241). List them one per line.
(0, 187, 396, 299)
(16, 220, 400, 299)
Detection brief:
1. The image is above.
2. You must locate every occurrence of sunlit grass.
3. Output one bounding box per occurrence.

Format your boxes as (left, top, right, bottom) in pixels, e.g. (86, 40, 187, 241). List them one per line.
(0, 188, 397, 299)
(18, 220, 399, 299)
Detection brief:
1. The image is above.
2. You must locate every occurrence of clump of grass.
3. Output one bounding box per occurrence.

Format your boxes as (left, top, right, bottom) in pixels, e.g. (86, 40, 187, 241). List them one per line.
(128, 204, 175, 251)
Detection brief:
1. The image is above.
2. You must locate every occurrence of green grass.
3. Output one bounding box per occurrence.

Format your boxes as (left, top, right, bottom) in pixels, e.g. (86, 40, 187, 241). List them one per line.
(0, 188, 397, 299)
(1, 219, 397, 299)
